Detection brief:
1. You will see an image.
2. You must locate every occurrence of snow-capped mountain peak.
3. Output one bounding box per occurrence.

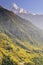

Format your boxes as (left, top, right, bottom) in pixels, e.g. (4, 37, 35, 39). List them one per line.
(19, 8, 27, 13)
(12, 3, 28, 14)
(13, 3, 19, 10)
(11, 3, 37, 15)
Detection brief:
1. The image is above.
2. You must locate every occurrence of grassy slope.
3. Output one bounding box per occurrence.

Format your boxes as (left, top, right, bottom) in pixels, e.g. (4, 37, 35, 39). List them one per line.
(0, 32, 43, 65)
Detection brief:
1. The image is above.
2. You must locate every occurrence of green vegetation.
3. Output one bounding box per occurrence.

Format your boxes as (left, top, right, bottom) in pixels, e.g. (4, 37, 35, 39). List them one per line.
(2, 56, 14, 65)
(0, 33, 43, 65)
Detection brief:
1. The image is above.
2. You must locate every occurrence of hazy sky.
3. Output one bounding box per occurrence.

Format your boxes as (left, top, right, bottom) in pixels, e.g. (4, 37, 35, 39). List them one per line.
(0, 0, 43, 14)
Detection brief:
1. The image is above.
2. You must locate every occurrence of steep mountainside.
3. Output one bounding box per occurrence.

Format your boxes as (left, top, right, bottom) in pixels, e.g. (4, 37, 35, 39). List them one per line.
(0, 6, 43, 46)
(0, 6, 43, 65)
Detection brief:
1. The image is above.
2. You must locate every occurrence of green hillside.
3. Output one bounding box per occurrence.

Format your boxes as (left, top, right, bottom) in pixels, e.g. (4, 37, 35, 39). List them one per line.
(0, 32, 43, 65)
(0, 6, 43, 65)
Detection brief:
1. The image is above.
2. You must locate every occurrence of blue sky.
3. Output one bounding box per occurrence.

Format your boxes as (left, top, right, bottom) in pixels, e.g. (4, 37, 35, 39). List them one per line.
(0, 0, 43, 14)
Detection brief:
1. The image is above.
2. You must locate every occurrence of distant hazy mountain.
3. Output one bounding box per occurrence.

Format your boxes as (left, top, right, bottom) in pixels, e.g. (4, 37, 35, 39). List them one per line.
(18, 13, 43, 30)
(0, 6, 43, 65)
(11, 3, 43, 30)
